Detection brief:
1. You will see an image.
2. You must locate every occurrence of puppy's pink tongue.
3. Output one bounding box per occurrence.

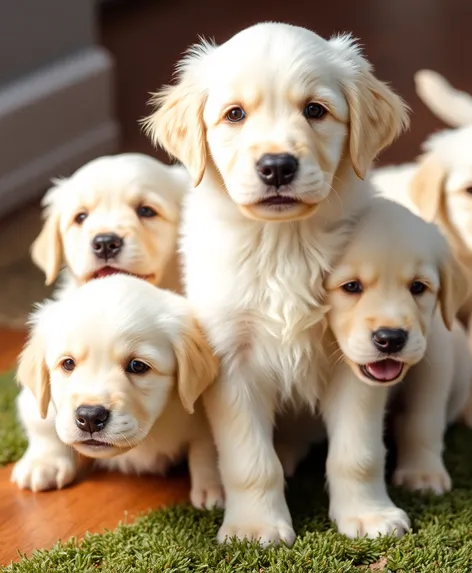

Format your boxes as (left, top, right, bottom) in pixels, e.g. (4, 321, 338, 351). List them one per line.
(95, 267, 121, 278)
(365, 359, 403, 381)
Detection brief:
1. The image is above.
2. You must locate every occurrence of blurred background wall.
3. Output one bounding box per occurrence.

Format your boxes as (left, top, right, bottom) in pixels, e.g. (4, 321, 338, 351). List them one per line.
(0, 0, 118, 217)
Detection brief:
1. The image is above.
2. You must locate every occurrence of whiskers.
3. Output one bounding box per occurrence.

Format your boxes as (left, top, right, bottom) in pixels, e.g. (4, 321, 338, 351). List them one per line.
(327, 343, 346, 368)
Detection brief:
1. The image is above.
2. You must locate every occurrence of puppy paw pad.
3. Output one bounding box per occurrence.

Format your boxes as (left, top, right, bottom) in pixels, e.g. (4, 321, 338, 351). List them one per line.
(190, 483, 225, 510)
(335, 507, 410, 539)
(217, 520, 295, 547)
(393, 466, 452, 495)
(11, 456, 76, 492)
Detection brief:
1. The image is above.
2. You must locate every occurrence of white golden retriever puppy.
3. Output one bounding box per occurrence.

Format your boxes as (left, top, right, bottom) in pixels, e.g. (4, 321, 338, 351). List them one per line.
(325, 198, 470, 538)
(32, 152, 190, 295)
(11, 276, 223, 509)
(371, 72, 472, 325)
(144, 22, 409, 545)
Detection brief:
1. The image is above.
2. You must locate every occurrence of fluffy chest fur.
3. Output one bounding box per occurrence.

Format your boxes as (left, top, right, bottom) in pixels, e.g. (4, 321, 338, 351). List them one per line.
(181, 187, 356, 406)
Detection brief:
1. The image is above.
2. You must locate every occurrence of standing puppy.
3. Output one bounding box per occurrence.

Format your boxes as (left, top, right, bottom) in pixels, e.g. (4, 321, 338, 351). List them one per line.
(144, 22, 409, 545)
(324, 198, 469, 538)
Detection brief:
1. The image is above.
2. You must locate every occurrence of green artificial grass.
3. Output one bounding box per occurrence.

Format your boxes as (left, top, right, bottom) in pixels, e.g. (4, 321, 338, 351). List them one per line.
(0, 371, 26, 466)
(2, 370, 472, 572)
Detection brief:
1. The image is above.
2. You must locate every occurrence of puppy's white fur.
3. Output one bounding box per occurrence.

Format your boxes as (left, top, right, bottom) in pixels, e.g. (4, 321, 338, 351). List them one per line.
(144, 22, 409, 545)
(324, 198, 470, 538)
(32, 153, 190, 295)
(12, 276, 223, 509)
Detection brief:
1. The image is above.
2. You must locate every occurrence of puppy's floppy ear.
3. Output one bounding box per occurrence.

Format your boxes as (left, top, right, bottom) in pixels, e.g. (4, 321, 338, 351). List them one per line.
(438, 254, 469, 331)
(409, 154, 446, 222)
(330, 35, 410, 180)
(31, 183, 64, 285)
(173, 319, 219, 414)
(16, 325, 50, 419)
(142, 41, 214, 188)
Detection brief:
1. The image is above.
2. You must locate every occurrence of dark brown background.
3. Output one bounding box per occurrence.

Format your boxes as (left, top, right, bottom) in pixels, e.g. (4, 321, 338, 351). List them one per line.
(100, 0, 472, 167)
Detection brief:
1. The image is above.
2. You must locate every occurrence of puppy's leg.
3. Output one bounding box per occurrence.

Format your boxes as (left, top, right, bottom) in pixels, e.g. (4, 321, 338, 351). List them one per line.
(323, 363, 410, 539)
(11, 388, 77, 492)
(393, 319, 452, 494)
(188, 416, 225, 510)
(449, 321, 472, 426)
(203, 368, 295, 547)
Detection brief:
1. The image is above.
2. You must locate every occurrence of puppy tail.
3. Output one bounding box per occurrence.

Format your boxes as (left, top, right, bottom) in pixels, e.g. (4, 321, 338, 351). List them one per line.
(415, 70, 472, 127)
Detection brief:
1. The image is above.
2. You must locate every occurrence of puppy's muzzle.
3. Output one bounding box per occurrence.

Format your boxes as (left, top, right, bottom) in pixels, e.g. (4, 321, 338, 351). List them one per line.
(256, 153, 299, 189)
(92, 233, 123, 261)
(75, 405, 110, 434)
(372, 328, 408, 354)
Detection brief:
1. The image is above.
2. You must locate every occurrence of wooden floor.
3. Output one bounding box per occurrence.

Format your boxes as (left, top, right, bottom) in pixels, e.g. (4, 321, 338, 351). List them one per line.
(2, 0, 472, 566)
(0, 465, 190, 565)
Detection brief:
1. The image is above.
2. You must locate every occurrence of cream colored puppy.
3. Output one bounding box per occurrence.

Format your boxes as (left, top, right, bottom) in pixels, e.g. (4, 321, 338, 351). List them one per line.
(324, 198, 470, 538)
(371, 73, 472, 324)
(144, 22, 409, 545)
(32, 152, 190, 295)
(11, 276, 223, 509)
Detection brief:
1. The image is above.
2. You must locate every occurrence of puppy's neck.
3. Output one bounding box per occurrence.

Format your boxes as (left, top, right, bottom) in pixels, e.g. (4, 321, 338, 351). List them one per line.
(316, 155, 373, 224)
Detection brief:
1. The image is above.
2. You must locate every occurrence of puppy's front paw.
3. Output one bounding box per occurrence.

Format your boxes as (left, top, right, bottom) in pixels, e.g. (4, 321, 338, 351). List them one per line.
(332, 506, 410, 539)
(190, 481, 225, 510)
(393, 460, 452, 495)
(11, 454, 76, 492)
(217, 517, 295, 547)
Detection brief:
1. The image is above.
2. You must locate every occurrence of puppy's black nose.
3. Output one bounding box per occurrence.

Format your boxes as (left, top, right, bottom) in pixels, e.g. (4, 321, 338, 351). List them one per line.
(75, 405, 110, 434)
(92, 233, 123, 260)
(256, 153, 299, 188)
(372, 328, 408, 354)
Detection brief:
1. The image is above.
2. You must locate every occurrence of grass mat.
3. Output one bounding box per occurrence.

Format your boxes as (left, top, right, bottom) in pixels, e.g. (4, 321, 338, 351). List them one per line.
(0, 371, 26, 466)
(2, 370, 472, 572)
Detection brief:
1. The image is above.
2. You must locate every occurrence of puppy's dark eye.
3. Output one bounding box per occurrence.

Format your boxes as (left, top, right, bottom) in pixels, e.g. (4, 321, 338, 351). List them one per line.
(303, 103, 328, 120)
(410, 281, 427, 295)
(137, 205, 158, 218)
(126, 359, 150, 375)
(341, 280, 363, 294)
(465, 187, 472, 194)
(74, 212, 88, 225)
(225, 106, 246, 123)
(61, 358, 76, 372)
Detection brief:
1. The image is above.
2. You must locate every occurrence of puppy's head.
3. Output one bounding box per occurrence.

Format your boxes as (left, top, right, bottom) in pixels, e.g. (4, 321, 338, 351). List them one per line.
(410, 125, 472, 254)
(17, 276, 218, 459)
(32, 153, 189, 286)
(325, 199, 468, 387)
(144, 22, 409, 222)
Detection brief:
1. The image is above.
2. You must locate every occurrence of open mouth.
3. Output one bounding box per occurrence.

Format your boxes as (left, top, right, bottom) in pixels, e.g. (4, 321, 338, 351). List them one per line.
(257, 196, 300, 207)
(91, 267, 152, 281)
(359, 359, 404, 383)
(80, 439, 114, 448)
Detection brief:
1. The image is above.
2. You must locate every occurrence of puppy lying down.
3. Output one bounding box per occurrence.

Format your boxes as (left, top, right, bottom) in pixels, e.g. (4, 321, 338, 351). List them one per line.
(322, 197, 470, 537)
(31, 152, 190, 296)
(11, 276, 223, 509)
